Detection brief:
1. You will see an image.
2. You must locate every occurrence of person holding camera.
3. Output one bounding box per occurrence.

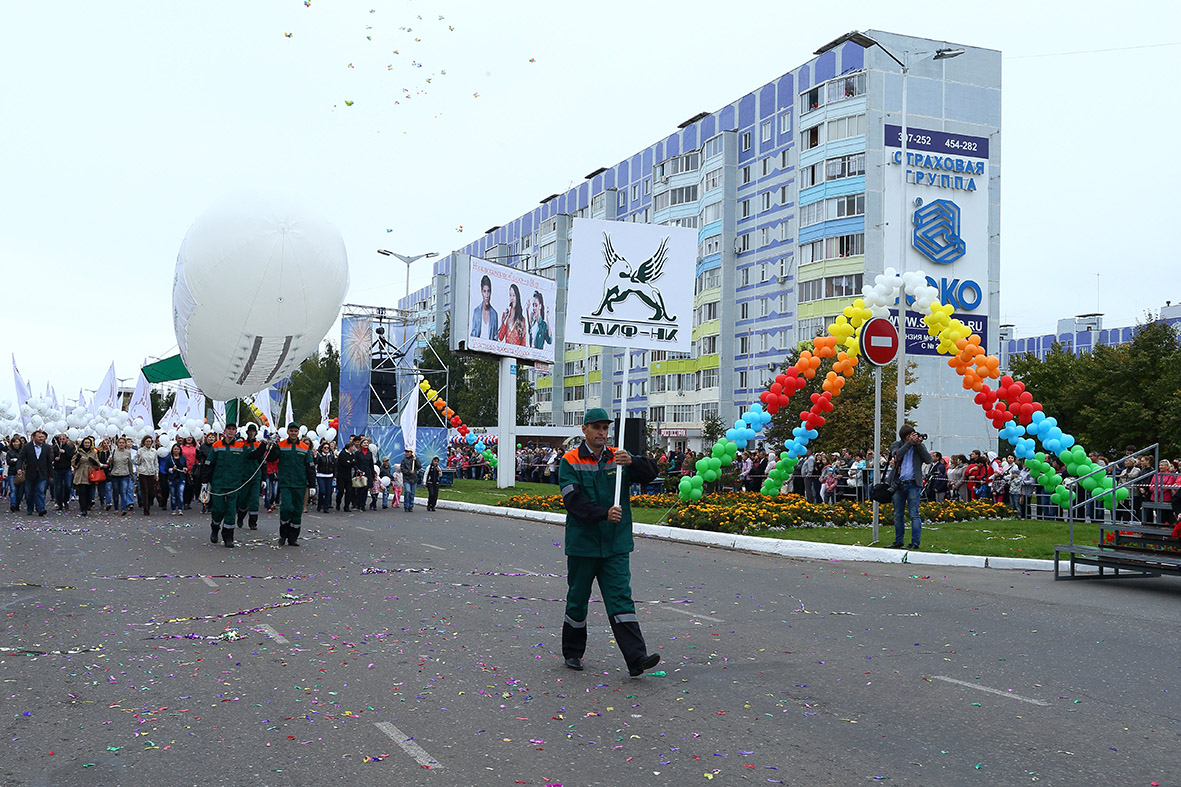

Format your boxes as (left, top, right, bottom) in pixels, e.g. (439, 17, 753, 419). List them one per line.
(886, 425, 933, 550)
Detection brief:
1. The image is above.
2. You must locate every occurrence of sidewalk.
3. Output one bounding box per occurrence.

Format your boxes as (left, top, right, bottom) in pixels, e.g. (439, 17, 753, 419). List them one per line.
(427, 497, 1073, 573)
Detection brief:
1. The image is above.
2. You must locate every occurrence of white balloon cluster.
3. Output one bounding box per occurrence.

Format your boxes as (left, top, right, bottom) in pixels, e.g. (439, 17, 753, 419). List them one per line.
(1, 398, 161, 447)
(859, 267, 939, 317)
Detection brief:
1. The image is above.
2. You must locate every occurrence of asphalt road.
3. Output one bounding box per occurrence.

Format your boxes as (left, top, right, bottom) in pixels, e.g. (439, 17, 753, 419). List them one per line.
(1, 500, 1178, 787)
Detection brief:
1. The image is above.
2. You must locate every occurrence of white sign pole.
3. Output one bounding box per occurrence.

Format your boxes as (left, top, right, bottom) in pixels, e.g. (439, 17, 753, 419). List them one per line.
(497, 357, 516, 489)
(613, 350, 629, 507)
(872, 364, 883, 544)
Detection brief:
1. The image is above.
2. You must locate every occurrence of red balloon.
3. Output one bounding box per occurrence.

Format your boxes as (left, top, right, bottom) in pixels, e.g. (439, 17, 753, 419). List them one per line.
(775, 374, 788, 387)
(770, 382, 783, 395)
(999, 375, 1014, 389)
(1019, 391, 1033, 404)
(759, 390, 771, 404)
(766, 404, 779, 415)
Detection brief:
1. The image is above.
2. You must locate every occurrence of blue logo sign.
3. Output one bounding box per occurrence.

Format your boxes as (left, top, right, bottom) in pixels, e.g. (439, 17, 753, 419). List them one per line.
(912, 198, 966, 264)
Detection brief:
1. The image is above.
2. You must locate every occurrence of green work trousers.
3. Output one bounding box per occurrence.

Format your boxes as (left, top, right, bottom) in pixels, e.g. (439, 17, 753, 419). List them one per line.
(279, 486, 305, 526)
(564, 554, 635, 622)
(211, 489, 235, 527)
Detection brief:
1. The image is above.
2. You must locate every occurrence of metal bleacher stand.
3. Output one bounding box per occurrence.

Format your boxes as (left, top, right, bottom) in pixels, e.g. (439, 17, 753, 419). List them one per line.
(1054, 444, 1181, 580)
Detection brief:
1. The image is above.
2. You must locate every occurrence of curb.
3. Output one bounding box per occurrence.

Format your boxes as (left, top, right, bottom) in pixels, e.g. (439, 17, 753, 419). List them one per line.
(427, 497, 1077, 572)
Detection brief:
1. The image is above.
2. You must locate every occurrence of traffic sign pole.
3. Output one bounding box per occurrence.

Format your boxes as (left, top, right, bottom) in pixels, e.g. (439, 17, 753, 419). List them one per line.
(872, 364, 882, 544)
(860, 317, 899, 546)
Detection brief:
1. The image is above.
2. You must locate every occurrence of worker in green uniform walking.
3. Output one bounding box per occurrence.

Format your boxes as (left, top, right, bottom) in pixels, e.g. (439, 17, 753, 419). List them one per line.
(205, 423, 267, 548)
(235, 423, 266, 530)
(558, 408, 662, 676)
(267, 422, 315, 546)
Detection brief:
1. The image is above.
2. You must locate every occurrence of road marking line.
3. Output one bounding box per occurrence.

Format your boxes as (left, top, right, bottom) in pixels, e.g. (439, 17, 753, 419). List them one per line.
(664, 607, 723, 622)
(421, 543, 445, 551)
(931, 676, 1049, 706)
(201, 577, 218, 587)
(257, 624, 289, 644)
(374, 721, 442, 769)
(356, 526, 374, 532)
(163, 546, 178, 554)
(508, 567, 540, 576)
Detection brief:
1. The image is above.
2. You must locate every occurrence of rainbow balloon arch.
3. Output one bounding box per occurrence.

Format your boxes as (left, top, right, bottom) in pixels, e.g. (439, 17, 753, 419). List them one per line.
(417, 376, 499, 471)
(676, 267, 1129, 513)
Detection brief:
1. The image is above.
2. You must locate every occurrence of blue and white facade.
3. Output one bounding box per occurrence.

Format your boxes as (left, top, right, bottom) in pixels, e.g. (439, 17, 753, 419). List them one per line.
(403, 30, 1002, 454)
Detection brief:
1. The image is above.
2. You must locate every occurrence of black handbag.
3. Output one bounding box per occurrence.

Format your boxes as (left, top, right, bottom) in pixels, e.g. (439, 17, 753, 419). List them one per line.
(870, 483, 894, 504)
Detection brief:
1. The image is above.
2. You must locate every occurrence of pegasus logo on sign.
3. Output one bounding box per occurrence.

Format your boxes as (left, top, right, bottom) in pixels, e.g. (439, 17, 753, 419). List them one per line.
(591, 233, 677, 323)
(912, 198, 966, 264)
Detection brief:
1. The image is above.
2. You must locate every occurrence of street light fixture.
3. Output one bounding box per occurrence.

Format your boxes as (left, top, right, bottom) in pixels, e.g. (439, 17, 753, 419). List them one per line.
(376, 249, 439, 315)
(813, 32, 963, 434)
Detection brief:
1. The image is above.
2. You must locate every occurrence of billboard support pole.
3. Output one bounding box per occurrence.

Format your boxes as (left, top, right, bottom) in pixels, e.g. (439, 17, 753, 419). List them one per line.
(497, 356, 516, 489)
(614, 351, 629, 507)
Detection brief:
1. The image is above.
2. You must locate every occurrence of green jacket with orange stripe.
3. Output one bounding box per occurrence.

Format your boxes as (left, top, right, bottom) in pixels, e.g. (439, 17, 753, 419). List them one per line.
(558, 442, 659, 557)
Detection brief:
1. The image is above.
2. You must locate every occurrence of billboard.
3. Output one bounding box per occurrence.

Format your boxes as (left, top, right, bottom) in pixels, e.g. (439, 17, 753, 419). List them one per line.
(884, 125, 990, 316)
(450, 255, 558, 364)
(565, 218, 695, 352)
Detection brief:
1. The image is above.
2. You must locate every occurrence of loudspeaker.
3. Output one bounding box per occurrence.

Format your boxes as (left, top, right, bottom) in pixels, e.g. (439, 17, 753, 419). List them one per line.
(613, 417, 647, 457)
(369, 370, 399, 413)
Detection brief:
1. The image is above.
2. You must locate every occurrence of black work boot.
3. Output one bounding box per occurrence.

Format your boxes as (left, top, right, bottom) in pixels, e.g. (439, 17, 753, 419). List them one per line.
(248, 513, 258, 530)
(210, 522, 219, 543)
(287, 526, 300, 546)
(236, 510, 246, 528)
(610, 614, 659, 676)
(277, 522, 289, 545)
(562, 615, 587, 670)
(222, 527, 236, 548)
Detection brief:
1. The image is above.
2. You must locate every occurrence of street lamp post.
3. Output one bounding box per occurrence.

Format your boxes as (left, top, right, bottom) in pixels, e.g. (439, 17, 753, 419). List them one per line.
(813, 32, 962, 434)
(376, 249, 439, 315)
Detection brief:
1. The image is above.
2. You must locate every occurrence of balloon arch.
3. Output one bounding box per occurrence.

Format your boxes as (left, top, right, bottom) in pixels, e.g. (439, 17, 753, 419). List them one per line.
(675, 268, 1127, 513)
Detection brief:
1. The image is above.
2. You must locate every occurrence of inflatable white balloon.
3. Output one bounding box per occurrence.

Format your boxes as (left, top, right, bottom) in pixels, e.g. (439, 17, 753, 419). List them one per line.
(173, 192, 350, 401)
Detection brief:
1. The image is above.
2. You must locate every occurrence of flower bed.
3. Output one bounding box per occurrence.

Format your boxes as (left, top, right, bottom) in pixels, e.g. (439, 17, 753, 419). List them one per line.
(495, 490, 1012, 534)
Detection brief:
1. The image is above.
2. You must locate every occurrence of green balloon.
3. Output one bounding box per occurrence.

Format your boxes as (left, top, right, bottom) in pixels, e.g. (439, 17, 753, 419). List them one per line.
(678, 478, 691, 492)
(708, 457, 722, 471)
(690, 475, 704, 488)
(1066, 463, 1079, 477)
(696, 458, 708, 473)
(690, 487, 703, 501)
(1115, 487, 1130, 501)
(1058, 450, 1073, 464)
(712, 442, 726, 458)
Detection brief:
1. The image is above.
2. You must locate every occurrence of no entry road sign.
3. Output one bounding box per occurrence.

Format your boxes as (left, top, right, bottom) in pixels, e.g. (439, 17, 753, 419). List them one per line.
(861, 317, 899, 366)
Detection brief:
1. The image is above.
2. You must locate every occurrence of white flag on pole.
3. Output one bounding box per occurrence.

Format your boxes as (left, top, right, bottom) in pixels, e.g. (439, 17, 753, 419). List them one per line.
(12, 355, 31, 431)
(319, 384, 332, 425)
(254, 388, 275, 434)
(127, 372, 152, 428)
(284, 391, 294, 428)
(188, 391, 206, 426)
(400, 387, 417, 456)
(213, 399, 226, 427)
(90, 363, 118, 414)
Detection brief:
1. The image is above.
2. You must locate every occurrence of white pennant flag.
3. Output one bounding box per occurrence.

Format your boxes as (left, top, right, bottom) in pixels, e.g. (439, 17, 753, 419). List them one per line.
(255, 388, 275, 434)
(90, 363, 117, 415)
(319, 384, 332, 425)
(400, 386, 418, 456)
(187, 391, 206, 426)
(167, 386, 190, 430)
(12, 354, 31, 431)
(127, 372, 152, 428)
(213, 399, 226, 428)
(284, 390, 294, 428)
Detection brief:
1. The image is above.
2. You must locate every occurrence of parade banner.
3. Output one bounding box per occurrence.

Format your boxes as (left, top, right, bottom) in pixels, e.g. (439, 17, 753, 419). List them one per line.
(452, 255, 558, 364)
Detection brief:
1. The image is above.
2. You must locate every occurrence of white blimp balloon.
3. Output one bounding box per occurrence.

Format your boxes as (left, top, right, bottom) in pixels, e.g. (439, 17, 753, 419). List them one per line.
(173, 192, 350, 401)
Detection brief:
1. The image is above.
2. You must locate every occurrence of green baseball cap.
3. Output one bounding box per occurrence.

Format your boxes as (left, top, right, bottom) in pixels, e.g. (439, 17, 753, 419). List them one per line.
(583, 407, 611, 425)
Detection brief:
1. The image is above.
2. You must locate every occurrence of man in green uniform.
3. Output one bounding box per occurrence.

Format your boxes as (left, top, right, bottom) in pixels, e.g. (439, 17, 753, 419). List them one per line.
(205, 423, 264, 548)
(235, 424, 266, 530)
(558, 408, 661, 676)
(268, 422, 315, 546)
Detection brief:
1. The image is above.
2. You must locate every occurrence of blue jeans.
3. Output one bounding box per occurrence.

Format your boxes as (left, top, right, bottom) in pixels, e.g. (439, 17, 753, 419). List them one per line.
(9, 480, 26, 510)
(892, 481, 922, 547)
(403, 481, 417, 510)
(169, 477, 185, 512)
(265, 476, 279, 508)
(26, 478, 48, 514)
(54, 468, 73, 508)
(96, 480, 111, 507)
(111, 476, 133, 511)
(316, 477, 334, 511)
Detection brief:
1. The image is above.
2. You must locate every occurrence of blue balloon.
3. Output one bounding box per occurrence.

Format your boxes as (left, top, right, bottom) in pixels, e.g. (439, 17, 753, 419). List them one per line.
(725, 429, 737, 441)
(1043, 438, 1061, 454)
(1060, 433, 1075, 449)
(735, 438, 748, 449)
(750, 403, 763, 414)
(805, 428, 819, 440)
(734, 419, 746, 430)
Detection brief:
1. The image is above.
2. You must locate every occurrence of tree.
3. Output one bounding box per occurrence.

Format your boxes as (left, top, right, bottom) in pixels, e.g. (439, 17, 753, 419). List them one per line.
(150, 390, 175, 429)
(701, 412, 726, 446)
(763, 343, 919, 458)
(283, 341, 340, 426)
(419, 317, 535, 429)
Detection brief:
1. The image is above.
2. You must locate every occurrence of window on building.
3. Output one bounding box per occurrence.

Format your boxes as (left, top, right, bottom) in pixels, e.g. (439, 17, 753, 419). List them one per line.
(780, 185, 790, 205)
(588, 381, 601, 399)
(825, 233, 865, 258)
(759, 227, 771, 247)
(668, 151, 700, 174)
(699, 368, 719, 388)
(697, 334, 718, 355)
(801, 124, 821, 150)
(797, 316, 828, 340)
(614, 383, 622, 399)
(740, 301, 749, 319)
(760, 191, 772, 211)
(761, 157, 773, 176)
(740, 199, 752, 218)
(741, 165, 752, 185)
(563, 384, 585, 402)
(617, 191, 627, 210)
(698, 235, 721, 258)
(761, 120, 773, 143)
(827, 72, 866, 102)
(799, 273, 864, 302)
(654, 191, 670, 212)
(700, 401, 719, 420)
(741, 131, 752, 151)
(740, 266, 751, 286)
(736, 233, 751, 253)
(800, 161, 823, 188)
(644, 178, 651, 195)
(563, 358, 585, 376)
(649, 405, 665, 423)
(779, 111, 792, 135)
(778, 222, 791, 241)
(538, 240, 556, 259)
(799, 239, 824, 264)
(591, 193, 605, 214)
(703, 167, 723, 192)
(738, 335, 750, 355)
(801, 86, 823, 113)
(700, 201, 723, 224)
(826, 113, 867, 142)
(671, 215, 699, 229)
(738, 370, 749, 389)
(705, 134, 724, 159)
(826, 153, 866, 181)
(670, 185, 698, 205)
(800, 200, 825, 227)
(695, 301, 719, 323)
(829, 193, 865, 219)
(562, 411, 579, 427)
(632, 183, 639, 200)
(535, 387, 552, 403)
(672, 404, 695, 423)
(650, 375, 666, 393)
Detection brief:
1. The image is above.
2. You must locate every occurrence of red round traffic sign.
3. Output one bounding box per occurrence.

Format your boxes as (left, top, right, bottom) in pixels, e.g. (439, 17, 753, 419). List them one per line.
(861, 317, 899, 366)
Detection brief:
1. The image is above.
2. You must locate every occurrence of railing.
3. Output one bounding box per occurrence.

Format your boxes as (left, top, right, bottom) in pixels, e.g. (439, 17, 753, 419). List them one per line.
(1063, 444, 1160, 547)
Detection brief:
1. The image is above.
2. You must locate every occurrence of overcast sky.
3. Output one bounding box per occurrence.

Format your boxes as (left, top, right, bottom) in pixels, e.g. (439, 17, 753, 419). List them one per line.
(1, 0, 1176, 406)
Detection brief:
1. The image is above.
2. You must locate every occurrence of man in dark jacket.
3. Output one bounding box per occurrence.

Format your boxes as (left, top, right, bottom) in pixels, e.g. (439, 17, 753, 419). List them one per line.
(885, 425, 934, 550)
(335, 439, 355, 511)
(400, 449, 422, 512)
(51, 434, 76, 511)
(20, 429, 54, 516)
(558, 408, 661, 677)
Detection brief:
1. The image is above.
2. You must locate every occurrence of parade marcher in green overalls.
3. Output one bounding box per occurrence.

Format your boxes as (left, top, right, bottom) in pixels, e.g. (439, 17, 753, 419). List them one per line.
(267, 423, 315, 547)
(558, 408, 661, 676)
(205, 423, 266, 548)
(235, 424, 266, 530)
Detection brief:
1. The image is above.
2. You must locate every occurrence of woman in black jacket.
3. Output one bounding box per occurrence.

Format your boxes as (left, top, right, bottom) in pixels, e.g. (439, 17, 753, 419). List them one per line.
(315, 443, 337, 513)
(425, 456, 442, 512)
(6, 435, 26, 512)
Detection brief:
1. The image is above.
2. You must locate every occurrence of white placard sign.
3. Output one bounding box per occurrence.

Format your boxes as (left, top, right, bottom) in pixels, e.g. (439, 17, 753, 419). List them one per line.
(565, 219, 695, 352)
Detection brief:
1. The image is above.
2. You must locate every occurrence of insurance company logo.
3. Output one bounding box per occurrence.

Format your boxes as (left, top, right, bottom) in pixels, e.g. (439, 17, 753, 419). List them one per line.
(912, 198, 966, 264)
